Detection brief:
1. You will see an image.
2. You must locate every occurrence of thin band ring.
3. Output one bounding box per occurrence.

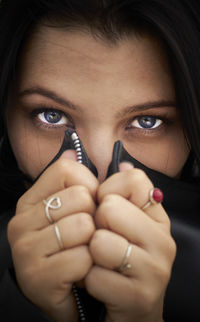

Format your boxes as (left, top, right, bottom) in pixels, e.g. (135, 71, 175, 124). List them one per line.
(43, 196, 62, 224)
(117, 244, 132, 274)
(54, 223, 64, 251)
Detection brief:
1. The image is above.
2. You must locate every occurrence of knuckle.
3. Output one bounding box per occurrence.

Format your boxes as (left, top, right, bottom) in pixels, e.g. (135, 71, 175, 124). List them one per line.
(101, 194, 118, 212)
(76, 246, 93, 277)
(130, 168, 147, 185)
(55, 159, 71, 179)
(149, 252, 173, 287)
(163, 213, 171, 229)
(103, 193, 117, 203)
(12, 234, 35, 257)
(125, 169, 147, 190)
(82, 246, 93, 268)
(77, 213, 95, 238)
(73, 185, 88, 195)
(153, 262, 171, 285)
(97, 194, 118, 223)
(168, 236, 177, 262)
(77, 186, 94, 211)
(16, 195, 26, 212)
(7, 217, 16, 242)
(160, 231, 177, 263)
(89, 230, 106, 256)
(7, 215, 23, 243)
(84, 267, 99, 293)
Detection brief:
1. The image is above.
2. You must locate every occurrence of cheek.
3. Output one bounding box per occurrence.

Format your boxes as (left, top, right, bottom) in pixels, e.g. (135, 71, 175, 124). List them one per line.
(7, 116, 64, 179)
(125, 130, 190, 178)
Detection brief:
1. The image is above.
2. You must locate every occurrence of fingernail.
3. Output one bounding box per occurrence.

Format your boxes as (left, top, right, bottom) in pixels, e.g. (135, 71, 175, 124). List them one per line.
(61, 150, 77, 161)
(119, 162, 134, 172)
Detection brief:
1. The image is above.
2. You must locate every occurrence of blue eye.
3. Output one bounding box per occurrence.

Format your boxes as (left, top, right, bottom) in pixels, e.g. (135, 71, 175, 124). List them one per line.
(131, 116, 163, 129)
(43, 111, 62, 123)
(37, 110, 68, 125)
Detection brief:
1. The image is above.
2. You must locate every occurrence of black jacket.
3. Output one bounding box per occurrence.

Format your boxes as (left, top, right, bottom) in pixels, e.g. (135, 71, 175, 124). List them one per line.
(0, 133, 200, 321)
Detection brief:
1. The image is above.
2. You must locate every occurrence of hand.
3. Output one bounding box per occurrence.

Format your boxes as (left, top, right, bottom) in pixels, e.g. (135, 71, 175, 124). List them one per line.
(7, 151, 99, 322)
(85, 163, 176, 322)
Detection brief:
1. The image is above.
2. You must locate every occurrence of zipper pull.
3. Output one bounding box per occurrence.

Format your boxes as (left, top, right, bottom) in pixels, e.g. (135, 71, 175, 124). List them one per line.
(106, 140, 136, 178)
(71, 132, 83, 164)
(34, 130, 98, 182)
(67, 130, 98, 177)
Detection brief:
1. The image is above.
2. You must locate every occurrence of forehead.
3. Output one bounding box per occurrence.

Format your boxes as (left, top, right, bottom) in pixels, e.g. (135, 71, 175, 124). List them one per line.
(17, 25, 174, 103)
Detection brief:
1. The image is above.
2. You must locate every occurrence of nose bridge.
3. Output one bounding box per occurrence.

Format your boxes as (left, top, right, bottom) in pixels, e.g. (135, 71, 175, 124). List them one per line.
(79, 128, 115, 182)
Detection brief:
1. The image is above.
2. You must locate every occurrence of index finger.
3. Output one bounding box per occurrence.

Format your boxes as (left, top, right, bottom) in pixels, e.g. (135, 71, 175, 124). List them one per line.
(97, 165, 169, 226)
(17, 151, 99, 212)
(98, 166, 153, 205)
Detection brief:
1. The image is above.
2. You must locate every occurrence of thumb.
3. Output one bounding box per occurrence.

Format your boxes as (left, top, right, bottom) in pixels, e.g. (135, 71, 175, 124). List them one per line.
(119, 162, 134, 172)
(61, 150, 77, 161)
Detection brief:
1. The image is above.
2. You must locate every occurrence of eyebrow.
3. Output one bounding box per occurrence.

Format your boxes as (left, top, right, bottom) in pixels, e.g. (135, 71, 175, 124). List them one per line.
(117, 100, 176, 118)
(19, 86, 176, 116)
(19, 86, 80, 111)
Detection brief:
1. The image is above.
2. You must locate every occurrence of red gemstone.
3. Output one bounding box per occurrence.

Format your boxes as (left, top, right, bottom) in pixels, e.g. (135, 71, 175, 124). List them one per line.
(152, 188, 163, 203)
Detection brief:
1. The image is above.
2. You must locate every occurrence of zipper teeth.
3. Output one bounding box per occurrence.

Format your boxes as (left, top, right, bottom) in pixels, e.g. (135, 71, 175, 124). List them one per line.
(72, 285, 86, 321)
(71, 132, 83, 163)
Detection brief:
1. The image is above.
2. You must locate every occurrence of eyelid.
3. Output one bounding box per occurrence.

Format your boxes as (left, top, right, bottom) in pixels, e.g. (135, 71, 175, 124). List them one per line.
(31, 105, 73, 119)
(31, 106, 65, 116)
(30, 106, 74, 128)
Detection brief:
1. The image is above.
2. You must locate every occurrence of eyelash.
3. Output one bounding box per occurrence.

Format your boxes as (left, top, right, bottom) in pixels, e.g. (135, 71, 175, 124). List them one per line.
(30, 107, 75, 130)
(30, 107, 171, 134)
(125, 115, 169, 132)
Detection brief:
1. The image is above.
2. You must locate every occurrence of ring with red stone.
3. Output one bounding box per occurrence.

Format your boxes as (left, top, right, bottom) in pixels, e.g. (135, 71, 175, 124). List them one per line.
(142, 187, 164, 210)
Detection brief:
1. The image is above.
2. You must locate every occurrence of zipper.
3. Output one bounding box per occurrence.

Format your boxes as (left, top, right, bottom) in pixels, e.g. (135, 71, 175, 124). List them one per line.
(71, 132, 83, 164)
(72, 285, 87, 321)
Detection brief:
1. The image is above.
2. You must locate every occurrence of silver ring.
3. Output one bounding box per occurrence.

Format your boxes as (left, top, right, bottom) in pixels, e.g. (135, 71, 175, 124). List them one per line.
(141, 187, 163, 210)
(117, 244, 132, 273)
(43, 196, 62, 224)
(54, 223, 64, 251)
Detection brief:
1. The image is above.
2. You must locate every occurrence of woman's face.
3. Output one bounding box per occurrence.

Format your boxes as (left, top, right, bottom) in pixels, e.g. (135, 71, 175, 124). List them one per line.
(6, 26, 189, 182)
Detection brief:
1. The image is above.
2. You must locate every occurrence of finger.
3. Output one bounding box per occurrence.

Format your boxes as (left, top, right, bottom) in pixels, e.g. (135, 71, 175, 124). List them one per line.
(85, 266, 137, 307)
(98, 168, 168, 225)
(98, 167, 152, 204)
(20, 186, 96, 233)
(95, 194, 171, 252)
(42, 185, 96, 223)
(119, 162, 134, 172)
(46, 246, 93, 283)
(21, 246, 93, 291)
(37, 213, 95, 256)
(17, 151, 99, 212)
(89, 229, 148, 277)
(85, 265, 167, 310)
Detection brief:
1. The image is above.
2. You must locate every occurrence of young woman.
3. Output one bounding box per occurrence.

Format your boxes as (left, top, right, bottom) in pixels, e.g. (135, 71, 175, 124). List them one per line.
(0, 1, 200, 321)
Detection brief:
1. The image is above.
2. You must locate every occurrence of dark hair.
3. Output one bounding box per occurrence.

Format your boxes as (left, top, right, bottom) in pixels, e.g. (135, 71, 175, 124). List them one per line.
(0, 0, 200, 210)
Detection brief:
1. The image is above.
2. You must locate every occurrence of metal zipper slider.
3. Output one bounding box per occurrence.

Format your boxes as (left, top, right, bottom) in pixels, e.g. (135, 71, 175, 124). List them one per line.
(71, 132, 83, 164)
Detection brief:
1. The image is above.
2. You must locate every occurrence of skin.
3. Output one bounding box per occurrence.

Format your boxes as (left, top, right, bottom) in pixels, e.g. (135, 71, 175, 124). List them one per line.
(6, 26, 185, 321)
(6, 27, 189, 182)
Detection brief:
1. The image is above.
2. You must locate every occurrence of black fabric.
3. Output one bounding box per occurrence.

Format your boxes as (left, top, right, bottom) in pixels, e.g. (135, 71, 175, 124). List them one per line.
(0, 210, 105, 321)
(132, 161, 200, 322)
(0, 210, 53, 321)
(34, 130, 98, 183)
(108, 141, 200, 322)
(0, 134, 200, 321)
